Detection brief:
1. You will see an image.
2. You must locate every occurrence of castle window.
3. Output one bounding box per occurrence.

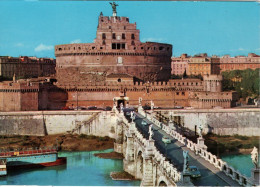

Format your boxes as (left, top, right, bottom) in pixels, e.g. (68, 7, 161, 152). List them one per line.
(141, 47, 144, 50)
(122, 33, 125, 39)
(126, 18, 129, 22)
(118, 78, 121, 82)
(109, 26, 111, 29)
(182, 92, 185, 96)
(59, 48, 62, 51)
(78, 47, 81, 50)
(122, 43, 125, 49)
(159, 46, 164, 51)
(112, 33, 116, 39)
(102, 33, 106, 39)
(176, 92, 179, 95)
(131, 41, 135, 45)
(131, 34, 135, 39)
(92, 46, 95, 49)
(117, 43, 121, 49)
(112, 43, 116, 49)
(154, 47, 156, 50)
(124, 26, 126, 30)
(102, 40, 106, 45)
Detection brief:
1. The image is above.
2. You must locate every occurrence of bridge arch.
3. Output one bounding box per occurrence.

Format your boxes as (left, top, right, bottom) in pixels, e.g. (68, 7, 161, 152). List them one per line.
(136, 150, 143, 179)
(158, 176, 169, 186)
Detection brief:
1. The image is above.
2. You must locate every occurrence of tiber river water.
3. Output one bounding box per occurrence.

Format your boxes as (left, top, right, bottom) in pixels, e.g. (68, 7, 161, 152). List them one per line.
(0, 149, 255, 186)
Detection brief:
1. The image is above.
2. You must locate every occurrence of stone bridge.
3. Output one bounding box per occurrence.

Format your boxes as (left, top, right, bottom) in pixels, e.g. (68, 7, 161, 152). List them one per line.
(113, 109, 184, 186)
(112, 107, 259, 186)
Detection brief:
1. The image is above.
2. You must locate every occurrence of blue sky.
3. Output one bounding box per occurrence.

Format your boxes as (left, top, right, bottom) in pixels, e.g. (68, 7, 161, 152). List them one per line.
(0, 1, 259, 58)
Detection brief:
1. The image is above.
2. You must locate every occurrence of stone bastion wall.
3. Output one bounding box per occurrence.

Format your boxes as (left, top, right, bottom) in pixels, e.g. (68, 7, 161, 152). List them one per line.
(160, 108, 260, 136)
(0, 111, 115, 137)
(0, 109, 259, 136)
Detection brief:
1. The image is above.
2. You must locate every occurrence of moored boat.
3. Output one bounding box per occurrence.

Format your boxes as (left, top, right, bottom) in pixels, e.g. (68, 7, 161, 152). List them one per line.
(0, 147, 66, 174)
(0, 159, 7, 176)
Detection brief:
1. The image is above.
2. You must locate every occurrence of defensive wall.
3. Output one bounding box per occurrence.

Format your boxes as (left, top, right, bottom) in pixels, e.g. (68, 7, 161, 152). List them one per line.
(157, 108, 260, 136)
(0, 111, 116, 138)
(0, 108, 259, 137)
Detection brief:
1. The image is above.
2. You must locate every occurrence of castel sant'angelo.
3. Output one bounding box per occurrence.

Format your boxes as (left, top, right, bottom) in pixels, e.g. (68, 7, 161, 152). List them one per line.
(0, 3, 237, 111)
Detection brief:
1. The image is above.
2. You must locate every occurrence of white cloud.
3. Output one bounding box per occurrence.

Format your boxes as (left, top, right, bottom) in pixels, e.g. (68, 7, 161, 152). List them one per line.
(238, 48, 245, 51)
(35, 44, 54, 52)
(141, 38, 164, 43)
(70, 39, 81, 44)
(15, 43, 24, 47)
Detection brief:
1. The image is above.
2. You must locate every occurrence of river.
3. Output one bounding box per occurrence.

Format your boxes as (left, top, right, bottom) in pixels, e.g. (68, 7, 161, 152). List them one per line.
(221, 154, 258, 177)
(0, 149, 140, 186)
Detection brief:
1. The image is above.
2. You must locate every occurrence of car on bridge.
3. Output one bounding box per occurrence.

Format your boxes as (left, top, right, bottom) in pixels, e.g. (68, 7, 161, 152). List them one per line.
(188, 166, 201, 178)
(141, 120, 148, 125)
(162, 136, 171, 144)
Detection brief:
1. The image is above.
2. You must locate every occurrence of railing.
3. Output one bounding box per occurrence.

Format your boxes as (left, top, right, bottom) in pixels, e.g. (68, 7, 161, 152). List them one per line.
(146, 112, 252, 186)
(117, 110, 182, 184)
(0, 147, 57, 157)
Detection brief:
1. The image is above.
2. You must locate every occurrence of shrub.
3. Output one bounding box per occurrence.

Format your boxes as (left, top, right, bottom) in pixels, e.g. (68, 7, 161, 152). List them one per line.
(233, 134, 249, 140)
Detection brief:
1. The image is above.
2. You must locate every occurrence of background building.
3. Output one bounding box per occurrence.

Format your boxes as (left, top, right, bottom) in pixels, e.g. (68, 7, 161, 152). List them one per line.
(0, 56, 55, 80)
(171, 54, 189, 75)
(171, 53, 260, 76)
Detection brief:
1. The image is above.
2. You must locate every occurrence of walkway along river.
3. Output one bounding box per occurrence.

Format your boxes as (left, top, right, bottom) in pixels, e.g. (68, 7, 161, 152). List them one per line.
(0, 149, 140, 186)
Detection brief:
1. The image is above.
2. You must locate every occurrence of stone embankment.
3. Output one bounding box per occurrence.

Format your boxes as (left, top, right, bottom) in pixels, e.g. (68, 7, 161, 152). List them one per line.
(94, 152, 124, 159)
(0, 134, 114, 151)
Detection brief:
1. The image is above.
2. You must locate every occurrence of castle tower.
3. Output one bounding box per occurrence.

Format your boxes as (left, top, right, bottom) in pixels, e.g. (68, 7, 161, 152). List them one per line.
(203, 74, 223, 92)
(55, 4, 172, 85)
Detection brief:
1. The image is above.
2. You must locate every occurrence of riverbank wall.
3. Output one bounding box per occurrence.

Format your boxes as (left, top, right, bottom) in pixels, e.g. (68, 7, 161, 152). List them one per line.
(159, 108, 260, 136)
(0, 111, 116, 137)
(0, 108, 259, 136)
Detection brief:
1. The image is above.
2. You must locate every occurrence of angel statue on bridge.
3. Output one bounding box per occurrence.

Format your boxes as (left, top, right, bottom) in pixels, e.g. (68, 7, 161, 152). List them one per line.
(198, 123, 203, 138)
(183, 150, 189, 173)
(149, 124, 153, 140)
(130, 111, 135, 123)
(138, 97, 142, 106)
(251, 146, 259, 169)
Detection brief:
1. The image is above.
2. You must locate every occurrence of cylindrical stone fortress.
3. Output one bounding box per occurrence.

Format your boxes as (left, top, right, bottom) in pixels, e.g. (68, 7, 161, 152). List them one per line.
(55, 13, 172, 84)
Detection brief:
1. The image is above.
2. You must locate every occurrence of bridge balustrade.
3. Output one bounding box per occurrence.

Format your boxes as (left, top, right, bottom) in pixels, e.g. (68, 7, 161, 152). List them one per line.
(145, 112, 253, 187)
(118, 110, 182, 185)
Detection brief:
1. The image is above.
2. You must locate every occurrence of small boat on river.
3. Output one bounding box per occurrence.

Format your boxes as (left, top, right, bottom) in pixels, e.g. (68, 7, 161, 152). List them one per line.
(0, 147, 66, 175)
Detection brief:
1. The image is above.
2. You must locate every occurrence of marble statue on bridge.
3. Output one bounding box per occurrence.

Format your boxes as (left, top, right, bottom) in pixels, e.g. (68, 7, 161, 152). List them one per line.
(198, 123, 203, 138)
(138, 97, 142, 106)
(120, 103, 123, 113)
(183, 150, 189, 173)
(149, 124, 153, 140)
(251, 147, 259, 169)
(151, 100, 154, 110)
(130, 111, 135, 123)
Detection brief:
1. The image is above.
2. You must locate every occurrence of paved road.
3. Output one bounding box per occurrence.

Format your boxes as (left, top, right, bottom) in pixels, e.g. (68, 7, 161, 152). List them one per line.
(124, 112, 239, 186)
